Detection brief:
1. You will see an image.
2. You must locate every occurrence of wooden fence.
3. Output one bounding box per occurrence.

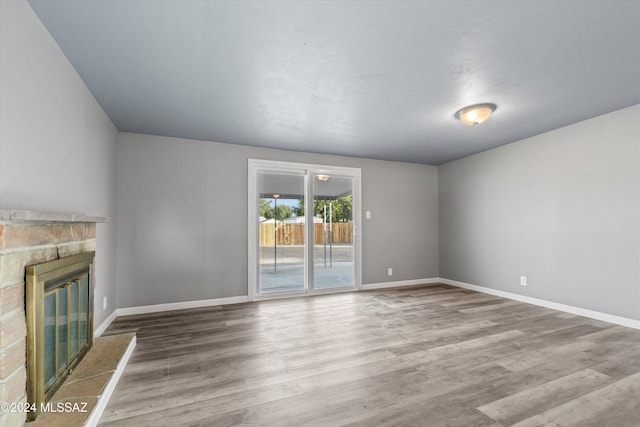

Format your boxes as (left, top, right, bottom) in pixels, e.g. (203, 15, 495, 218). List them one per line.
(260, 223, 352, 246)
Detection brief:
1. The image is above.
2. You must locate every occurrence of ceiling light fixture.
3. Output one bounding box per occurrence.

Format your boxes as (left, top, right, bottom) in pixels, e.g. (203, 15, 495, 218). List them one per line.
(455, 103, 497, 126)
(316, 175, 330, 181)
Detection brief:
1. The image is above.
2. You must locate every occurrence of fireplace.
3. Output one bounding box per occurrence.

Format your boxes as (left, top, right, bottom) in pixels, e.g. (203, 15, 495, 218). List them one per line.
(25, 251, 95, 421)
(0, 209, 105, 427)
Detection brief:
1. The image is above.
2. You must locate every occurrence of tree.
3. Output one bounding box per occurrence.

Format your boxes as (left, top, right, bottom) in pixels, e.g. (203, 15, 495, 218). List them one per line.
(260, 199, 293, 220)
(274, 204, 292, 221)
(260, 199, 273, 219)
(332, 195, 353, 222)
(294, 195, 352, 222)
(293, 200, 304, 217)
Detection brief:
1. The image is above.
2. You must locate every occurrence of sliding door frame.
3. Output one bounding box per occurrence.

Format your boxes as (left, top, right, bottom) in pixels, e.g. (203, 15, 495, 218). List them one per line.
(248, 159, 362, 301)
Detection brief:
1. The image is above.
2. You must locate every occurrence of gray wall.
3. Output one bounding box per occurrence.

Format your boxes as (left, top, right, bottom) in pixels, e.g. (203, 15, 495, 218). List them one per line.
(116, 133, 439, 308)
(439, 105, 640, 320)
(0, 0, 118, 328)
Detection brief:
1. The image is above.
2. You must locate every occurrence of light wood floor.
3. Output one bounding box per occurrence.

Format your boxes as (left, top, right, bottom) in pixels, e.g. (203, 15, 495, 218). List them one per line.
(100, 284, 640, 426)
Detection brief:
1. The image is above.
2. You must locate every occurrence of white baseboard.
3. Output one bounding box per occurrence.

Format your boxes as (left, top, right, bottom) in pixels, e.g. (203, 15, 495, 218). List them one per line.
(115, 295, 250, 316)
(361, 277, 440, 291)
(439, 278, 640, 330)
(95, 279, 639, 331)
(251, 286, 358, 301)
(85, 334, 136, 427)
(94, 309, 117, 338)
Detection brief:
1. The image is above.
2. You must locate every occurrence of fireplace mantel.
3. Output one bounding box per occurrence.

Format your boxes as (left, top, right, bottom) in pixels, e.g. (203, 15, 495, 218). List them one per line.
(0, 209, 107, 223)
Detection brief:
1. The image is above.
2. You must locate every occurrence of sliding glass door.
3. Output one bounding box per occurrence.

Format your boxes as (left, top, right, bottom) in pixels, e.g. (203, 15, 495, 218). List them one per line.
(249, 160, 361, 300)
(257, 171, 306, 294)
(312, 174, 355, 289)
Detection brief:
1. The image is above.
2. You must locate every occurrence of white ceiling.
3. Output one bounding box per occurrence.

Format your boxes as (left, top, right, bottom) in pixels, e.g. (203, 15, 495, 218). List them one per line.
(28, 0, 640, 165)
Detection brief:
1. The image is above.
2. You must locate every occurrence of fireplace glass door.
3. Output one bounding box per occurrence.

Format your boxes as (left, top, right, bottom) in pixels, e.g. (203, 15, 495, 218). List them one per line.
(43, 276, 90, 390)
(26, 252, 94, 421)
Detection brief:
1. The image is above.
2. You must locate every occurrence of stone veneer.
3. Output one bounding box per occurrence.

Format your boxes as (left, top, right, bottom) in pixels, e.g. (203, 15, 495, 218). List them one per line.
(0, 210, 105, 427)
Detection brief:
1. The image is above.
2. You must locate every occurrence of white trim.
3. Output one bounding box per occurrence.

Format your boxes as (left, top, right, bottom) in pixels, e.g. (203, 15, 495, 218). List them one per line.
(354, 172, 363, 291)
(248, 158, 362, 176)
(247, 161, 258, 301)
(251, 286, 357, 301)
(94, 309, 117, 338)
(115, 296, 250, 316)
(439, 278, 640, 330)
(304, 171, 312, 291)
(361, 277, 440, 291)
(86, 335, 136, 427)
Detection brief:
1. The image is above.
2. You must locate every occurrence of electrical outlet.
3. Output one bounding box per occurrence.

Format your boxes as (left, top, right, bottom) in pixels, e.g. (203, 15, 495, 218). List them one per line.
(366, 211, 371, 219)
(520, 276, 527, 287)
(103, 296, 107, 310)
(388, 268, 393, 276)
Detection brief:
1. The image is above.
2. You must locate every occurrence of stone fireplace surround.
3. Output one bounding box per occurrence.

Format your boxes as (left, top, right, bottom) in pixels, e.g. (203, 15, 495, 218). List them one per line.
(0, 210, 105, 427)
